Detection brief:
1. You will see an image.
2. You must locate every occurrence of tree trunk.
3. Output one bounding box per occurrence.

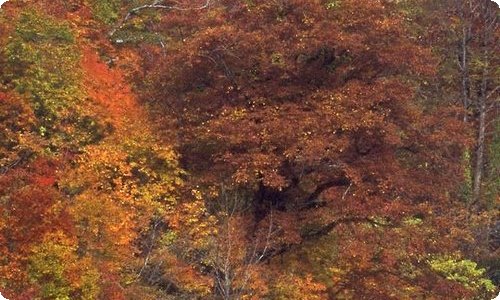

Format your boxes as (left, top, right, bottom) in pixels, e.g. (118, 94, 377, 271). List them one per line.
(472, 98, 487, 205)
(459, 21, 472, 123)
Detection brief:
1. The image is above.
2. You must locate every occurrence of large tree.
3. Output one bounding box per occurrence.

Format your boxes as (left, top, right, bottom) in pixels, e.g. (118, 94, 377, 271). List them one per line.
(132, 0, 493, 298)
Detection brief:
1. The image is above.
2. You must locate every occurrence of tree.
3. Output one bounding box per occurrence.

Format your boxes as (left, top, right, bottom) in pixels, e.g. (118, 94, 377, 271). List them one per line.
(28, 231, 100, 300)
(2, 9, 105, 151)
(135, 0, 478, 297)
(0, 5, 185, 298)
(0, 91, 42, 174)
(414, 0, 499, 206)
(60, 44, 186, 298)
(454, 0, 499, 207)
(0, 158, 74, 298)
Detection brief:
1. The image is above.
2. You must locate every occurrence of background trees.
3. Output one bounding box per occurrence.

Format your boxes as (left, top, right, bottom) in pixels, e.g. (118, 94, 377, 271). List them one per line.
(454, 0, 498, 207)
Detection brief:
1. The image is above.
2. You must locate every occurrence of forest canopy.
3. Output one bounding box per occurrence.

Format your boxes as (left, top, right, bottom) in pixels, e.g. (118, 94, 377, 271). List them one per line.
(0, 0, 498, 299)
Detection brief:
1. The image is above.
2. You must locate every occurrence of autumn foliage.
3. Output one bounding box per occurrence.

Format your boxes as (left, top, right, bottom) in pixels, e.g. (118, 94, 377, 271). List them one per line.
(0, 0, 498, 299)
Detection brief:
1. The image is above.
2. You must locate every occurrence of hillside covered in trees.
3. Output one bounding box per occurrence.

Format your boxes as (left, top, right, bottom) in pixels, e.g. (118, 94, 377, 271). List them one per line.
(0, 0, 498, 299)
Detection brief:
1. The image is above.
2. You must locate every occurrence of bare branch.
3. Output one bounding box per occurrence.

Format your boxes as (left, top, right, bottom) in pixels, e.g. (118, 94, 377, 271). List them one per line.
(486, 86, 499, 100)
(109, 0, 212, 37)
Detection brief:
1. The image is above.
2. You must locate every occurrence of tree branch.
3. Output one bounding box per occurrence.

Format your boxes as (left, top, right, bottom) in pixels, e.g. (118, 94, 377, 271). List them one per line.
(259, 215, 389, 261)
(109, 0, 212, 37)
(302, 177, 350, 209)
